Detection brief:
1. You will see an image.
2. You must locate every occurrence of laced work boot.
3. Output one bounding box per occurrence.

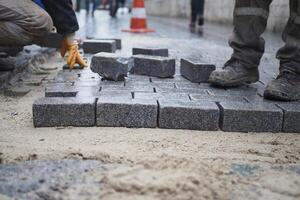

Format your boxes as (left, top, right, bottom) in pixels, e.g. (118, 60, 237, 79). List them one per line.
(208, 59, 259, 87)
(264, 71, 300, 101)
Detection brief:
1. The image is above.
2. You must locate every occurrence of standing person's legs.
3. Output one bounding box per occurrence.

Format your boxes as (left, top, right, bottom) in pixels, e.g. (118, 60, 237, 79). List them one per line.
(198, 0, 205, 26)
(264, 0, 300, 101)
(85, 0, 90, 13)
(209, 0, 273, 87)
(0, 0, 53, 46)
(190, 0, 198, 27)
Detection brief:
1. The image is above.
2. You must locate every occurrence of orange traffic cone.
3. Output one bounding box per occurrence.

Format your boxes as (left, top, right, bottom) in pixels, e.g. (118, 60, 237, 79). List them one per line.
(122, 0, 155, 33)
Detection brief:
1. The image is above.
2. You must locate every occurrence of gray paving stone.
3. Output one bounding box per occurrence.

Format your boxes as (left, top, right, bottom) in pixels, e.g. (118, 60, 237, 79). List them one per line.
(76, 86, 102, 97)
(190, 94, 247, 103)
(150, 75, 187, 83)
(155, 87, 208, 94)
(131, 55, 175, 78)
(45, 84, 78, 97)
(83, 40, 116, 54)
(132, 48, 169, 57)
(219, 102, 283, 133)
(90, 52, 129, 81)
(4, 85, 31, 97)
(276, 103, 300, 133)
(158, 100, 220, 130)
(97, 98, 157, 128)
(74, 80, 102, 87)
(94, 38, 122, 49)
(101, 84, 154, 93)
(33, 97, 96, 127)
(180, 58, 216, 83)
(134, 92, 190, 101)
(126, 74, 151, 83)
(175, 82, 201, 89)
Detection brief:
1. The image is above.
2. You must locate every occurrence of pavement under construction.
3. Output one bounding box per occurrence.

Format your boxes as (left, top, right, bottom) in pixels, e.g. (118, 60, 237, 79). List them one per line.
(0, 11, 299, 200)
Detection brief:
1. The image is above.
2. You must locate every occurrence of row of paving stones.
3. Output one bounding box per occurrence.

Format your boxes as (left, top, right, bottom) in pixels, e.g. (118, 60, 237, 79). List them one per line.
(33, 69, 300, 133)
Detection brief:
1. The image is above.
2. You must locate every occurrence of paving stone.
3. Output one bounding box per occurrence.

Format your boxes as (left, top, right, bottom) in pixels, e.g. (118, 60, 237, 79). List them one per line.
(134, 92, 190, 101)
(99, 91, 133, 99)
(4, 85, 31, 97)
(131, 55, 175, 78)
(132, 48, 168, 57)
(155, 87, 208, 94)
(33, 97, 96, 127)
(175, 82, 201, 89)
(125, 74, 151, 83)
(180, 58, 216, 83)
(83, 40, 116, 54)
(91, 52, 129, 81)
(45, 84, 78, 97)
(74, 80, 102, 87)
(219, 102, 283, 133)
(76, 86, 102, 97)
(101, 84, 154, 92)
(94, 38, 122, 49)
(276, 103, 300, 133)
(125, 81, 175, 89)
(158, 100, 220, 130)
(97, 98, 157, 128)
(150, 75, 188, 83)
(190, 94, 247, 103)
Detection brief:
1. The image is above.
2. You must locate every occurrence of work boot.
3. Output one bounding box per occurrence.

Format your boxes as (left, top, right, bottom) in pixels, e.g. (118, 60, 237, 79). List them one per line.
(208, 59, 259, 87)
(264, 71, 300, 101)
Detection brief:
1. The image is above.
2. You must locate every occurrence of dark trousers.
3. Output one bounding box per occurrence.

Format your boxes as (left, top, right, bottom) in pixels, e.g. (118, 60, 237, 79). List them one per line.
(85, 0, 96, 13)
(191, 0, 205, 24)
(230, 0, 300, 74)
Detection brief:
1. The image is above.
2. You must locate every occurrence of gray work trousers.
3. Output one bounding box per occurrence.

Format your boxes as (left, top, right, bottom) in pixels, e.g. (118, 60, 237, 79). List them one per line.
(230, 0, 300, 74)
(0, 0, 53, 46)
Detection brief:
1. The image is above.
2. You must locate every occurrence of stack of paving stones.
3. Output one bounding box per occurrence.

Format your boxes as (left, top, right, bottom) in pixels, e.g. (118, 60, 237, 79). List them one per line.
(32, 45, 300, 133)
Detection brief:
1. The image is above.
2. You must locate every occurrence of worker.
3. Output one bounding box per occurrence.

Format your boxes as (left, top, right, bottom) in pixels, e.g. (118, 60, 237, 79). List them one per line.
(190, 0, 205, 29)
(0, 0, 87, 69)
(209, 0, 300, 101)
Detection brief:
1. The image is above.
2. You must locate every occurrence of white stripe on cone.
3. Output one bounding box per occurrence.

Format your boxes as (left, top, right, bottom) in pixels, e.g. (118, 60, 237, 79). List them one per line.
(132, 8, 146, 18)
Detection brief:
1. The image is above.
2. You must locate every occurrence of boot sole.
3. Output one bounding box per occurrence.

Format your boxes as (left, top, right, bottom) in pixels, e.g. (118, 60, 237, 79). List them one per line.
(264, 90, 300, 101)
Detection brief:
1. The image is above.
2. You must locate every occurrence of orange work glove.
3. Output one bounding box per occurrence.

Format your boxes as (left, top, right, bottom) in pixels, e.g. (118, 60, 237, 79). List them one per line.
(60, 35, 87, 69)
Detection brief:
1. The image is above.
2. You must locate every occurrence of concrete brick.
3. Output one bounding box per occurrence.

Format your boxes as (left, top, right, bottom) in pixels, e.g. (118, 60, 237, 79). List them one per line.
(175, 82, 201, 89)
(4, 85, 31, 97)
(91, 52, 129, 81)
(190, 94, 247, 103)
(180, 58, 216, 83)
(97, 98, 157, 128)
(155, 87, 208, 94)
(151, 75, 187, 83)
(126, 74, 151, 83)
(33, 97, 96, 127)
(132, 48, 169, 57)
(134, 92, 190, 101)
(219, 102, 283, 133)
(276, 103, 300, 133)
(83, 40, 116, 54)
(101, 84, 154, 93)
(131, 55, 175, 78)
(94, 38, 122, 49)
(158, 100, 220, 130)
(45, 84, 78, 97)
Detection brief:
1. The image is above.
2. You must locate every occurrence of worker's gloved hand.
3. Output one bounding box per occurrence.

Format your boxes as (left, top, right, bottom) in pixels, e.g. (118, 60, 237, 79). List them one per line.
(60, 34, 87, 69)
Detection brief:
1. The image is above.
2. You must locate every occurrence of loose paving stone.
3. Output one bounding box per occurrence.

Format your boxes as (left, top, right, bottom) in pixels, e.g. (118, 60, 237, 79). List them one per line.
(99, 91, 133, 99)
(45, 83, 78, 97)
(158, 100, 220, 130)
(97, 98, 157, 128)
(219, 102, 283, 133)
(4, 85, 31, 97)
(91, 52, 130, 81)
(83, 40, 116, 54)
(180, 58, 216, 83)
(132, 48, 169, 57)
(190, 94, 247, 103)
(134, 92, 190, 101)
(94, 38, 122, 49)
(131, 55, 175, 78)
(76, 86, 101, 97)
(276, 103, 300, 133)
(33, 97, 96, 127)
